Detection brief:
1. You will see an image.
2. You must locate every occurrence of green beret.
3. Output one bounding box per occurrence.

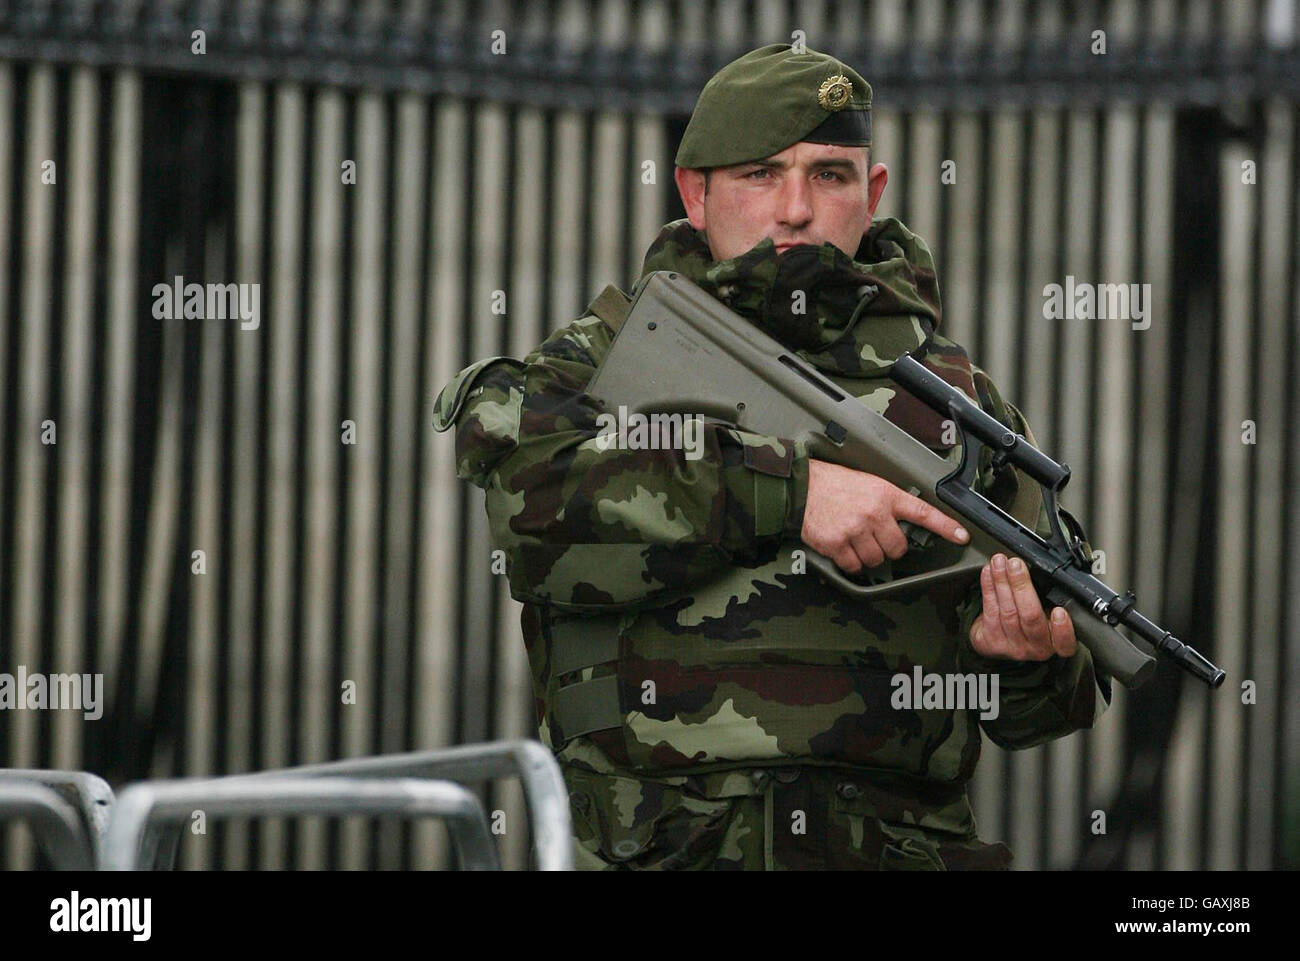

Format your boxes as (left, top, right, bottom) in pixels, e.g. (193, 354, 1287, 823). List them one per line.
(675, 43, 873, 169)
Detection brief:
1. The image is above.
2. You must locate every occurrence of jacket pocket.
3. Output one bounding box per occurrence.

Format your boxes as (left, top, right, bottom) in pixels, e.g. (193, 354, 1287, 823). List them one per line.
(830, 786, 1010, 871)
(565, 767, 735, 870)
(877, 821, 948, 870)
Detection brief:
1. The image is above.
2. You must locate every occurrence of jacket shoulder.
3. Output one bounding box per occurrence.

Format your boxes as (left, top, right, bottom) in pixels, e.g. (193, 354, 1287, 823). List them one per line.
(433, 283, 632, 433)
(526, 284, 630, 370)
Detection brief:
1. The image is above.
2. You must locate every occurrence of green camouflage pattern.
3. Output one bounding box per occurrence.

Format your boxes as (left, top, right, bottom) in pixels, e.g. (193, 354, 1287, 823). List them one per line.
(563, 738, 1013, 870)
(434, 217, 1111, 869)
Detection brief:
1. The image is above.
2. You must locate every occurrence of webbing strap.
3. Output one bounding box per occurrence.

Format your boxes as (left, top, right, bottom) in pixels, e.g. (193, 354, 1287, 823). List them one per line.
(550, 613, 622, 676)
(584, 284, 633, 336)
(552, 676, 623, 742)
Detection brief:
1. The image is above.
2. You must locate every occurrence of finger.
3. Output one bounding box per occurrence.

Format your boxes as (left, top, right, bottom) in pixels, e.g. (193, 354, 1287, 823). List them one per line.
(876, 521, 909, 561)
(850, 533, 886, 569)
(975, 565, 1009, 657)
(832, 544, 863, 575)
(979, 563, 999, 624)
(989, 554, 1024, 646)
(972, 612, 1011, 660)
(1006, 556, 1051, 651)
(892, 491, 970, 546)
(1049, 607, 1077, 657)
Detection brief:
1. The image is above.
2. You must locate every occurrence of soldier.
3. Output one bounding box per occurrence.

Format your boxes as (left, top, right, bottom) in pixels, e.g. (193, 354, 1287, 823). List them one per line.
(433, 43, 1111, 870)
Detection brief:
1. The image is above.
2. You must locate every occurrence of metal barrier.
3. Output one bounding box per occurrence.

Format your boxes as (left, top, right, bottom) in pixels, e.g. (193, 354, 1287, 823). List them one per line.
(189, 739, 573, 871)
(2, 740, 571, 870)
(0, 769, 115, 849)
(101, 777, 500, 871)
(0, 780, 96, 870)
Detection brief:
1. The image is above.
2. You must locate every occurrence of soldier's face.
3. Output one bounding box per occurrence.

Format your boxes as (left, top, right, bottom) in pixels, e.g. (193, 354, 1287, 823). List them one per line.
(675, 142, 888, 262)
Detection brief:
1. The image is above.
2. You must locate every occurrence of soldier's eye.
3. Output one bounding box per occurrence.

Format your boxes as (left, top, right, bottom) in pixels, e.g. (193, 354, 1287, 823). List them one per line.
(746, 168, 771, 180)
(817, 170, 844, 182)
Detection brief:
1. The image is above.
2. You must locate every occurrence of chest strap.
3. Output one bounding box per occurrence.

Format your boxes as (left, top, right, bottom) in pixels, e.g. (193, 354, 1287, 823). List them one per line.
(552, 677, 622, 743)
(550, 612, 622, 676)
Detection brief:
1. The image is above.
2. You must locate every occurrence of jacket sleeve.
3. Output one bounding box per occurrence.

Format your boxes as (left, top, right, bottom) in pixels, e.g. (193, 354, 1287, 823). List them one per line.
(432, 311, 810, 613)
(952, 365, 1112, 750)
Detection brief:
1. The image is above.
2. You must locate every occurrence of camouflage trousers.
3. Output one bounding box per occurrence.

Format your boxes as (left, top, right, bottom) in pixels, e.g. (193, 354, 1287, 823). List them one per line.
(563, 762, 1014, 871)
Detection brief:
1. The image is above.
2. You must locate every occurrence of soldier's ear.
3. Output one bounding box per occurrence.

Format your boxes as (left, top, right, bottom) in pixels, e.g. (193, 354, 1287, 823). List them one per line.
(866, 162, 888, 218)
(675, 166, 709, 230)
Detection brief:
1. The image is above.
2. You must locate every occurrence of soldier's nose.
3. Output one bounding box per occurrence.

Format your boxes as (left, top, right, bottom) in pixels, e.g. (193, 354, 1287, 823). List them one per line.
(779, 183, 814, 227)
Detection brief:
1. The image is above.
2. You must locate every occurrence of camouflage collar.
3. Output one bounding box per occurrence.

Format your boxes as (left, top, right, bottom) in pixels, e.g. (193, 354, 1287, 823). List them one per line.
(637, 217, 941, 377)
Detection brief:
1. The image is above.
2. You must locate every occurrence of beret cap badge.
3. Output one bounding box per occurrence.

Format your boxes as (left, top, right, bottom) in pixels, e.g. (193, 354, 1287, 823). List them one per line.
(817, 73, 853, 111)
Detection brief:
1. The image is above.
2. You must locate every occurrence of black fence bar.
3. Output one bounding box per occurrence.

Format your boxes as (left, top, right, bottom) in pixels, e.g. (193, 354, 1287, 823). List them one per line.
(0, 1, 1297, 110)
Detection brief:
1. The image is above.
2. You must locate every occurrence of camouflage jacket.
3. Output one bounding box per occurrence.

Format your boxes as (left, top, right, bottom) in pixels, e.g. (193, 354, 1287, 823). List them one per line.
(434, 217, 1111, 867)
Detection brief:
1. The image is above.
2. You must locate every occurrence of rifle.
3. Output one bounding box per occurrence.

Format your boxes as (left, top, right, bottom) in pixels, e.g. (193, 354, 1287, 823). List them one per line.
(584, 270, 1225, 690)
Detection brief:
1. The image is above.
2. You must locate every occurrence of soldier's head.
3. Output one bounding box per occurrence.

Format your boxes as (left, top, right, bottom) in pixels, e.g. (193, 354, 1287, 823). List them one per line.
(673, 44, 887, 262)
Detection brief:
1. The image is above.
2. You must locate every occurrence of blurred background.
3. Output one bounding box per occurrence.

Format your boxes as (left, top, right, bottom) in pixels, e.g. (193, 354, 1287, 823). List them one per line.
(0, 0, 1296, 871)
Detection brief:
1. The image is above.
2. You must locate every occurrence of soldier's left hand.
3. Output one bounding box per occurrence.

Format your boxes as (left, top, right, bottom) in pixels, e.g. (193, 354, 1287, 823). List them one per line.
(970, 553, 1076, 661)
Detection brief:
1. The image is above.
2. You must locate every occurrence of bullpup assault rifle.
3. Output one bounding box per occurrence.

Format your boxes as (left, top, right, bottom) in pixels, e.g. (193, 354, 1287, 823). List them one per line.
(584, 270, 1225, 691)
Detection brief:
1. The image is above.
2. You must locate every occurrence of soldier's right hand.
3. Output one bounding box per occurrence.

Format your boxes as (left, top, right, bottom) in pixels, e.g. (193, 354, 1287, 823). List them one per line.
(800, 458, 971, 573)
